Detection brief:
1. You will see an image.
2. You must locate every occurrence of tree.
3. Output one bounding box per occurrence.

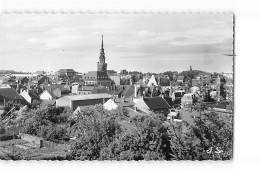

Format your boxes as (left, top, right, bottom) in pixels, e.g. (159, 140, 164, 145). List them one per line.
(169, 104, 232, 160)
(67, 105, 172, 160)
(19, 105, 72, 142)
(67, 105, 124, 160)
(220, 83, 226, 100)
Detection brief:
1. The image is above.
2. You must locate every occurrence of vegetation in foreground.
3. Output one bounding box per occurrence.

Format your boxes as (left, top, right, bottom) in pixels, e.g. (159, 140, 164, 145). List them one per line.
(0, 103, 232, 160)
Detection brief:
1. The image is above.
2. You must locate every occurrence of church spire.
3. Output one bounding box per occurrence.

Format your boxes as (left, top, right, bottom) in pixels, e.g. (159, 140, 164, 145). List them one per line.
(99, 35, 105, 63)
(97, 35, 107, 73)
(101, 35, 104, 49)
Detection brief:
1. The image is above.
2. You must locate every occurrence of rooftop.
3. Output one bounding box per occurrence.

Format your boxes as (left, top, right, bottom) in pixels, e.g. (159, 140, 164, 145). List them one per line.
(61, 93, 113, 101)
(143, 97, 171, 110)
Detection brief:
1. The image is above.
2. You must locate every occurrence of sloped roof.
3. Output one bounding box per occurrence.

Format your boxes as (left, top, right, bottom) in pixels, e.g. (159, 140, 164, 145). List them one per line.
(83, 71, 111, 81)
(143, 97, 171, 110)
(28, 90, 40, 100)
(158, 77, 171, 86)
(147, 75, 158, 86)
(121, 86, 135, 98)
(57, 69, 76, 73)
(41, 89, 55, 98)
(44, 85, 70, 93)
(91, 86, 111, 94)
(78, 85, 94, 91)
(113, 98, 135, 107)
(9, 84, 26, 91)
(0, 88, 22, 100)
(59, 93, 113, 101)
(114, 85, 135, 98)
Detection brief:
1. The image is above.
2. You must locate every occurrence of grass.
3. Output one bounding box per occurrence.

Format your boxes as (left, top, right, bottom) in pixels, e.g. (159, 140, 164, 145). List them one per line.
(0, 138, 69, 160)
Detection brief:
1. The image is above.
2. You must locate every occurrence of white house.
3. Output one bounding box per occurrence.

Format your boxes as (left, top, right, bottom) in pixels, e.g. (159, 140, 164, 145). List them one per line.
(20, 89, 40, 104)
(103, 98, 135, 111)
(147, 75, 158, 87)
(103, 99, 119, 110)
(40, 90, 55, 101)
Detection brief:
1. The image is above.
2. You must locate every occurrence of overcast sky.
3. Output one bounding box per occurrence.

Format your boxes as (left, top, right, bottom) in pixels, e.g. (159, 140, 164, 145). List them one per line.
(0, 14, 233, 73)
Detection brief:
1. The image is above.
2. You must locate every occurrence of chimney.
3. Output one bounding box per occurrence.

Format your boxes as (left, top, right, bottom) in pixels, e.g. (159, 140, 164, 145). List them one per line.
(16, 83, 19, 92)
(134, 85, 137, 97)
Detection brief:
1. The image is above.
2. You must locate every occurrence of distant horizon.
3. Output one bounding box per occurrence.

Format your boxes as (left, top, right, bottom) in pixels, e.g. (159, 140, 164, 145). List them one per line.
(0, 14, 234, 73)
(0, 68, 232, 75)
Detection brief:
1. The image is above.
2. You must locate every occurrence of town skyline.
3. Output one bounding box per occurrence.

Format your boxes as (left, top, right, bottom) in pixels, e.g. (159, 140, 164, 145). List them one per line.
(0, 14, 233, 73)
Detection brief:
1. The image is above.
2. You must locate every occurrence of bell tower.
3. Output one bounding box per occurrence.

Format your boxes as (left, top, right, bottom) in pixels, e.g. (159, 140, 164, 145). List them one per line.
(97, 35, 107, 73)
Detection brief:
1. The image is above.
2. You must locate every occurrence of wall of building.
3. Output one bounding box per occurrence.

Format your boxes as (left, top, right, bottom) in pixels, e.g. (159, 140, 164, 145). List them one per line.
(56, 97, 71, 108)
(71, 98, 109, 111)
(20, 89, 32, 104)
(40, 91, 53, 101)
(103, 99, 118, 110)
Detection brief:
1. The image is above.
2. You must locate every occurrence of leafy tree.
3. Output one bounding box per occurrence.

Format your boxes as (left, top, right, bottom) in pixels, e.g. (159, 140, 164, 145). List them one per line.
(170, 104, 232, 160)
(19, 105, 71, 142)
(220, 83, 226, 100)
(68, 105, 124, 160)
(67, 105, 171, 160)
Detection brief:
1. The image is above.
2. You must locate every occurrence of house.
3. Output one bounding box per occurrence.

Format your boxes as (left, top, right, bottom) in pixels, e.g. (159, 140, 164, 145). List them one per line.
(120, 69, 128, 75)
(71, 84, 111, 95)
(35, 71, 45, 76)
(135, 97, 171, 116)
(46, 72, 57, 80)
(114, 85, 135, 98)
(44, 85, 71, 98)
(71, 84, 94, 95)
(157, 77, 171, 87)
(147, 75, 158, 87)
(37, 76, 50, 85)
(18, 77, 29, 85)
(103, 98, 135, 111)
(109, 75, 120, 85)
(20, 89, 40, 105)
(56, 93, 113, 110)
(176, 76, 185, 84)
(82, 36, 113, 87)
(73, 106, 91, 116)
(40, 90, 55, 101)
(9, 84, 26, 93)
(91, 85, 111, 94)
(0, 88, 23, 107)
(11, 73, 37, 78)
(82, 71, 112, 87)
(57, 69, 77, 78)
(107, 70, 117, 76)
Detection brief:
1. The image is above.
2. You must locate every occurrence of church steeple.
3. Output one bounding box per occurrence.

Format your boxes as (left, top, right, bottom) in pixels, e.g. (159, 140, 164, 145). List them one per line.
(97, 35, 107, 73)
(101, 35, 104, 49)
(99, 35, 106, 63)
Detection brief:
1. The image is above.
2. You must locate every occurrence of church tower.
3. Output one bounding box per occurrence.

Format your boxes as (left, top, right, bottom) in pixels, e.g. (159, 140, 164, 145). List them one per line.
(97, 35, 107, 73)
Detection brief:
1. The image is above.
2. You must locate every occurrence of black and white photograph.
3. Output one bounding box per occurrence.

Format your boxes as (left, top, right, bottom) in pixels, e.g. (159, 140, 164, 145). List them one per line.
(0, 13, 234, 161)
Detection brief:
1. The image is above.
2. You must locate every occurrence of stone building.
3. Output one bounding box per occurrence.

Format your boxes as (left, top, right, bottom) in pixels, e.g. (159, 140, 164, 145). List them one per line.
(83, 36, 112, 86)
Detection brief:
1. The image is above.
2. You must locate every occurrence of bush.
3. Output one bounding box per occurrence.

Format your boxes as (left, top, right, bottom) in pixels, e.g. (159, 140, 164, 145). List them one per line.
(0, 134, 14, 141)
